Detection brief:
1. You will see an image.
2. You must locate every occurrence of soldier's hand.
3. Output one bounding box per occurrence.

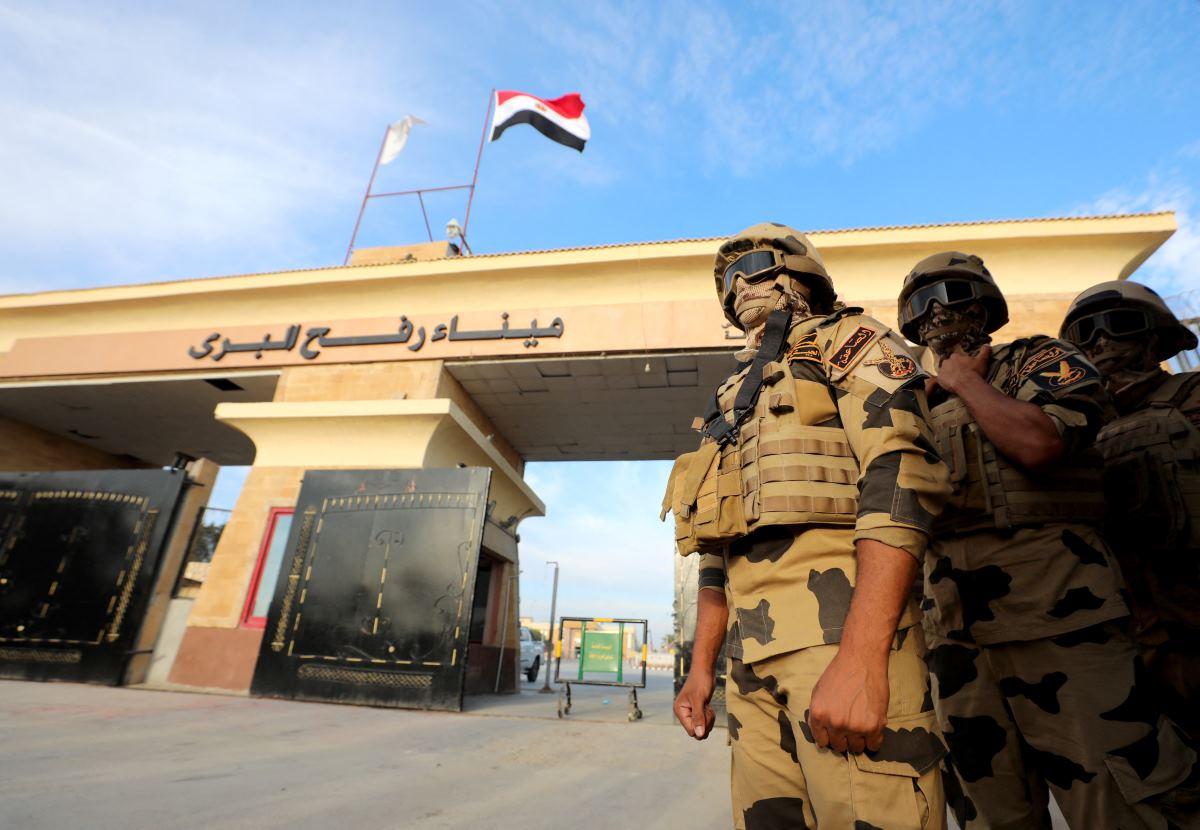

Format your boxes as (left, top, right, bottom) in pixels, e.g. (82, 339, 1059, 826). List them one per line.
(674, 670, 717, 740)
(935, 344, 991, 396)
(807, 651, 889, 754)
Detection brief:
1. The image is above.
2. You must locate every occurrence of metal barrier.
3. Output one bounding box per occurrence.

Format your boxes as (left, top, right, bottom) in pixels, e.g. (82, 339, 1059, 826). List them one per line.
(553, 616, 647, 722)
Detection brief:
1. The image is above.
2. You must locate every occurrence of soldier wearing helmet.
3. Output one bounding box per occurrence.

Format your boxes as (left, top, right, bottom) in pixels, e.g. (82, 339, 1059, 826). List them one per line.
(1061, 280, 1200, 736)
(667, 223, 952, 829)
(899, 255, 1198, 829)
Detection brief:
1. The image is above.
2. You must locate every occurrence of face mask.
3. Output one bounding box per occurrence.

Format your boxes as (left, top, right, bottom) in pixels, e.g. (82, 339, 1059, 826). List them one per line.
(918, 301, 989, 358)
(1083, 333, 1160, 392)
(734, 275, 811, 352)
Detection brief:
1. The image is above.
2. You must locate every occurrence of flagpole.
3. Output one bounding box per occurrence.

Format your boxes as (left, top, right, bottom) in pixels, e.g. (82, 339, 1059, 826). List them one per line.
(344, 125, 390, 265)
(462, 88, 494, 242)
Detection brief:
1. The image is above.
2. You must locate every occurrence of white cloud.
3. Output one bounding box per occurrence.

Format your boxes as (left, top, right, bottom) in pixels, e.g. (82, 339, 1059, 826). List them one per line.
(0, 3, 444, 290)
(513, 2, 989, 169)
(508, 1, 1196, 175)
(1074, 167, 1200, 303)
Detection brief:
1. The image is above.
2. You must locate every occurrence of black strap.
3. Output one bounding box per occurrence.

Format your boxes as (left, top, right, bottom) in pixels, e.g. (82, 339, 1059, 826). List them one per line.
(702, 309, 792, 446)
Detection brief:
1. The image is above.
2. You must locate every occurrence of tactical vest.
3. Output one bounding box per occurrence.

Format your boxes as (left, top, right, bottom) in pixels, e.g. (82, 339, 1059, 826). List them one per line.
(929, 382, 1106, 534)
(663, 311, 859, 555)
(1094, 372, 1200, 552)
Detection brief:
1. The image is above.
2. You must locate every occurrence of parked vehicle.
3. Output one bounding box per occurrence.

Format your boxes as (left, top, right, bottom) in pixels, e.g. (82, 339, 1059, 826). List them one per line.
(519, 626, 542, 682)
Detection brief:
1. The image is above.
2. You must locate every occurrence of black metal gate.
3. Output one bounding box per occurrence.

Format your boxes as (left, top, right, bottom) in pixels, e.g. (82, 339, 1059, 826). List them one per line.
(0, 469, 188, 685)
(250, 468, 491, 711)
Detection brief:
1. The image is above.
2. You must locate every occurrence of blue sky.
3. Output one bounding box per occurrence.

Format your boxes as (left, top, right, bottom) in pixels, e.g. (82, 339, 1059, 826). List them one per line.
(3, 1, 1199, 642)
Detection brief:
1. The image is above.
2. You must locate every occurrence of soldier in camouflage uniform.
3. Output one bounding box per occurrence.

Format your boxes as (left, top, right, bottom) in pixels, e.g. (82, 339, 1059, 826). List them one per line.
(899, 253, 1199, 829)
(665, 224, 952, 829)
(1061, 280, 1200, 737)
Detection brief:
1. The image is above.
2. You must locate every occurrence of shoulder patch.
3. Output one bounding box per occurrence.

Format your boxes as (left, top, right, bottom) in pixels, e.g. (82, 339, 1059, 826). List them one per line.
(830, 326, 876, 370)
(1017, 344, 1071, 380)
(1029, 354, 1096, 393)
(864, 340, 919, 380)
(786, 332, 823, 365)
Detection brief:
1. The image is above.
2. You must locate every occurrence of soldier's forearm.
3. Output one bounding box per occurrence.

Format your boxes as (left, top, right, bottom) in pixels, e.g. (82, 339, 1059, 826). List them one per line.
(840, 539, 918, 660)
(955, 371, 1065, 471)
(691, 588, 728, 676)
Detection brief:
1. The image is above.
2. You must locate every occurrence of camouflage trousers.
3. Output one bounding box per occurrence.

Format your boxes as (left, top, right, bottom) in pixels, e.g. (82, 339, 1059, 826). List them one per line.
(1144, 637, 1200, 740)
(727, 625, 946, 830)
(927, 620, 1200, 829)
(1135, 617, 1200, 739)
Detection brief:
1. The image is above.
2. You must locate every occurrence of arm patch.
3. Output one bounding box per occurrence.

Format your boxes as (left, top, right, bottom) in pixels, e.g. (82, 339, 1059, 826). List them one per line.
(830, 326, 876, 370)
(786, 332, 823, 365)
(1017, 344, 1070, 379)
(863, 340, 919, 380)
(1028, 354, 1097, 393)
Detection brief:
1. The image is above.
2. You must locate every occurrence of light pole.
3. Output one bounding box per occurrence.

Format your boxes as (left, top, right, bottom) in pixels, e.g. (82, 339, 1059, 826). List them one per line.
(539, 560, 559, 693)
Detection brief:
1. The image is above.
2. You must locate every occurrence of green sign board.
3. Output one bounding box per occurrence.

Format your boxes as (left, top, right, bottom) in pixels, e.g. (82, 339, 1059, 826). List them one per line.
(580, 630, 621, 675)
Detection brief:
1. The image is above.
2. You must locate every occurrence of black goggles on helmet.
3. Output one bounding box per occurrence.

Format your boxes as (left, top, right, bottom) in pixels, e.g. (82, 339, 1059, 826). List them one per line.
(904, 279, 983, 322)
(722, 249, 787, 300)
(1063, 308, 1154, 346)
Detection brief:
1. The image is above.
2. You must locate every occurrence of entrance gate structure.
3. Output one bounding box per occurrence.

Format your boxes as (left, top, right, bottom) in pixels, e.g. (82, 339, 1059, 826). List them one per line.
(250, 468, 494, 711)
(0, 214, 1177, 701)
(0, 469, 189, 685)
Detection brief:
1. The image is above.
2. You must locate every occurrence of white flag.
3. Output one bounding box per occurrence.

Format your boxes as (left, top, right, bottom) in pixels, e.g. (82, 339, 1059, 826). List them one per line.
(380, 115, 426, 165)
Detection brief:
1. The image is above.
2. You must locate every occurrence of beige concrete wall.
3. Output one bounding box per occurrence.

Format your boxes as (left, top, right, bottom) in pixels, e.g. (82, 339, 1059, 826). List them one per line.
(273, 359, 521, 473)
(274, 360, 443, 403)
(0, 415, 148, 471)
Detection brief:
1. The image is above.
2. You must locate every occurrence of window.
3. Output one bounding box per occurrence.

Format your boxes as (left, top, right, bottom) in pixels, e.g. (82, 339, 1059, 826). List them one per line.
(241, 508, 294, 629)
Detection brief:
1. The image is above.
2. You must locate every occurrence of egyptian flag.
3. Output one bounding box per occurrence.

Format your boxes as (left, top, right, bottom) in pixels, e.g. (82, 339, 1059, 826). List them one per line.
(490, 90, 590, 152)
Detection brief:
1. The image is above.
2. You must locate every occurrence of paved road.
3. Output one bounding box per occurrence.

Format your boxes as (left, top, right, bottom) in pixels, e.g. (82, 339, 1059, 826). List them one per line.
(0, 672, 1067, 829)
(0, 675, 728, 830)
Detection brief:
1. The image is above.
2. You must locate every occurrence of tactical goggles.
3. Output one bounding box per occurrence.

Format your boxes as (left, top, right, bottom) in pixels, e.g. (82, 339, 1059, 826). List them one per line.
(722, 249, 788, 300)
(904, 279, 984, 322)
(1063, 308, 1154, 346)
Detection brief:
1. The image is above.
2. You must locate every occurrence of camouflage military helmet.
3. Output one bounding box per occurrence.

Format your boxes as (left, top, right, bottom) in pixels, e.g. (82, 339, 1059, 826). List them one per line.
(1060, 280, 1197, 360)
(713, 223, 835, 329)
(897, 251, 1009, 342)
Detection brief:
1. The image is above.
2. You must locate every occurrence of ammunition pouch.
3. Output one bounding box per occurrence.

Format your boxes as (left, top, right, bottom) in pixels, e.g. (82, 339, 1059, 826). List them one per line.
(931, 396, 1105, 533)
(1096, 375, 1200, 553)
(662, 441, 748, 555)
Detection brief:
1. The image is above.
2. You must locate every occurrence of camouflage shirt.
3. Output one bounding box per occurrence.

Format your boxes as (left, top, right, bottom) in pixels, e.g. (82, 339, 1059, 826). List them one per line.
(921, 336, 1129, 645)
(697, 310, 950, 664)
